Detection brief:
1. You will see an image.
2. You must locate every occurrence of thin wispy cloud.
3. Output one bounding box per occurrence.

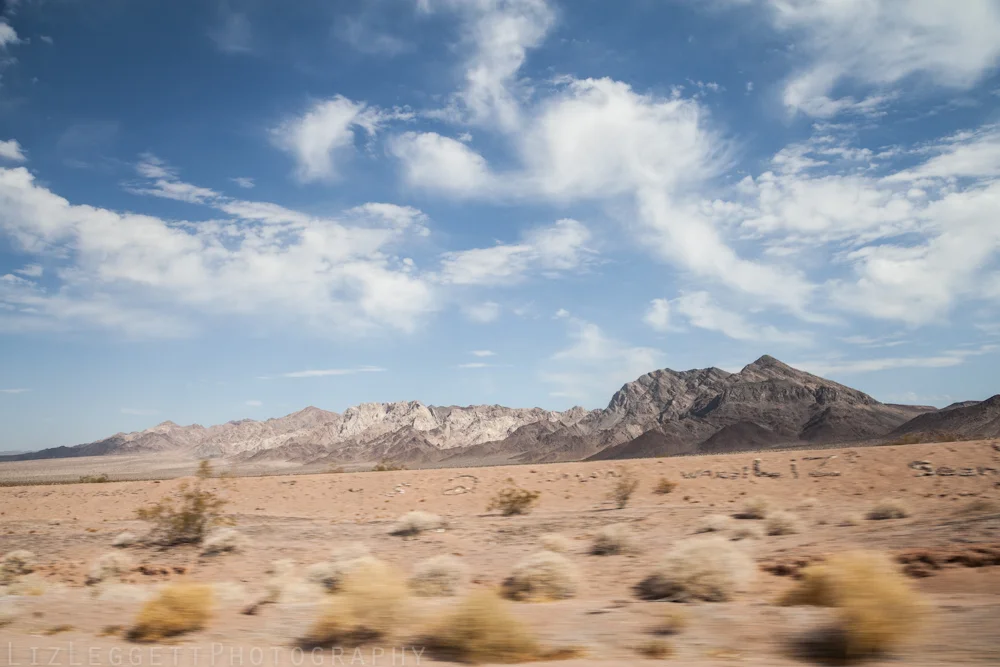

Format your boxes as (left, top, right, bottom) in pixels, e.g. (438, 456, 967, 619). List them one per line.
(0, 388, 30, 394)
(261, 366, 387, 379)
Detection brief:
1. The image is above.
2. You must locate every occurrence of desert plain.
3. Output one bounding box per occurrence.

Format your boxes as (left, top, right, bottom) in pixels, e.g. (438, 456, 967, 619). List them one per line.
(1, 440, 999, 666)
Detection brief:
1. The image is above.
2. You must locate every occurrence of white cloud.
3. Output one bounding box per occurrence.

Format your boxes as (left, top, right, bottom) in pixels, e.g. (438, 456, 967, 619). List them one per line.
(643, 298, 671, 332)
(673, 291, 812, 346)
(0, 163, 437, 337)
(39, 35, 53, 45)
(0, 140, 26, 162)
(884, 126, 1000, 182)
(129, 154, 220, 204)
(470, 350, 496, 357)
(463, 301, 501, 323)
(795, 345, 997, 375)
(544, 317, 662, 401)
(273, 366, 386, 379)
(418, 0, 555, 130)
(272, 97, 409, 183)
(440, 218, 592, 286)
(0, 22, 19, 49)
(0, 388, 30, 394)
(121, 408, 158, 416)
(230, 177, 255, 189)
(245, 400, 262, 406)
(209, 11, 252, 54)
(390, 132, 493, 195)
(13, 264, 41, 278)
(456, 362, 494, 369)
(735, 0, 1000, 116)
(553, 308, 570, 319)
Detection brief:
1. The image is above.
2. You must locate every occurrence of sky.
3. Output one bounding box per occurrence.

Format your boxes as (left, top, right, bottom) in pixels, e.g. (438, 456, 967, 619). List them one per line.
(0, 0, 999, 451)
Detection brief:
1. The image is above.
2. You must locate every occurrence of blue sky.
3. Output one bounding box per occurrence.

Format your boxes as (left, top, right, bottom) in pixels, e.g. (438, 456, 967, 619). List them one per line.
(1, 0, 999, 451)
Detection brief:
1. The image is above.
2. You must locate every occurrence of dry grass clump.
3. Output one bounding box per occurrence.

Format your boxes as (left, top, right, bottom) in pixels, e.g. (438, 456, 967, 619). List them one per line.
(649, 606, 688, 636)
(502, 551, 580, 601)
(609, 470, 640, 509)
(695, 514, 732, 534)
(390, 510, 444, 536)
(487, 481, 541, 516)
(866, 499, 910, 521)
(409, 555, 468, 597)
(1, 550, 35, 583)
(653, 478, 678, 494)
(127, 584, 213, 642)
(200, 527, 248, 556)
(540, 533, 574, 553)
(766, 510, 803, 536)
(735, 497, 770, 519)
(136, 479, 229, 545)
(729, 523, 764, 541)
(635, 639, 674, 659)
(112, 531, 139, 548)
(780, 551, 926, 661)
(299, 559, 409, 647)
(591, 524, 637, 555)
(422, 590, 540, 663)
(637, 536, 754, 602)
(86, 552, 134, 585)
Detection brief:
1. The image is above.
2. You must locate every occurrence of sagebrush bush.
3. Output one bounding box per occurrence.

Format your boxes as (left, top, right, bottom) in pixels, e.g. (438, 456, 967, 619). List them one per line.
(136, 480, 229, 545)
(112, 531, 139, 548)
(86, 552, 134, 585)
(390, 511, 444, 536)
(200, 528, 248, 556)
(306, 556, 382, 593)
(487, 482, 541, 516)
(502, 551, 579, 601)
(766, 510, 803, 536)
(729, 523, 764, 541)
(591, 524, 636, 555)
(635, 639, 673, 659)
(735, 497, 769, 519)
(299, 559, 409, 647)
(0, 550, 35, 583)
(780, 551, 925, 661)
(423, 590, 540, 663)
(609, 470, 639, 509)
(127, 584, 213, 642)
(866, 499, 909, 521)
(695, 514, 731, 534)
(540, 533, 574, 553)
(653, 478, 677, 495)
(637, 536, 754, 602)
(409, 555, 468, 597)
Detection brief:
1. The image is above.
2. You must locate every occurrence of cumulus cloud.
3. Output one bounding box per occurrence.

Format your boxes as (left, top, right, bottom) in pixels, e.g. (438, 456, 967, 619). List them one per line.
(643, 298, 670, 332)
(230, 177, 255, 189)
(0, 140, 26, 162)
(0, 22, 19, 49)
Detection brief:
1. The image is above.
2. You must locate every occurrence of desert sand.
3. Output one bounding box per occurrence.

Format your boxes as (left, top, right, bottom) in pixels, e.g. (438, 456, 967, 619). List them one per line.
(1, 440, 999, 666)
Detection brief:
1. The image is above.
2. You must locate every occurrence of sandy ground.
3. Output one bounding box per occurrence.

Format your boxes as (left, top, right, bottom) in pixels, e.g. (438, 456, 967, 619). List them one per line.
(1, 440, 999, 666)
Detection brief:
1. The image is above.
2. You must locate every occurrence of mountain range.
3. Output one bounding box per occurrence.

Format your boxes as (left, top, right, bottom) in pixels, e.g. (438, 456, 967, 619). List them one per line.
(3, 355, 996, 466)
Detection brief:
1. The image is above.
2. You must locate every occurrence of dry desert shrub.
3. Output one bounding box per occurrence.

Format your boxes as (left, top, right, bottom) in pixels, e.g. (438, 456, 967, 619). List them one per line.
(390, 510, 444, 536)
(306, 555, 382, 593)
(635, 639, 673, 659)
(609, 470, 639, 509)
(540, 533, 574, 553)
(838, 513, 862, 527)
(86, 552, 134, 585)
(695, 514, 732, 534)
(650, 605, 688, 635)
(373, 460, 406, 472)
(766, 510, 803, 536)
(200, 527, 248, 556)
(653, 478, 678, 495)
(299, 559, 409, 647)
(487, 481, 541, 516)
(502, 551, 580, 601)
(136, 480, 229, 545)
(422, 590, 540, 663)
(729, 523, 764, 541)
(1, 550, 35, 583)
(591, 524, 637, 555)
(112, 531, 139, 548)
(956, 498, 999, 515)
(636, 536, 754, 602)
(735, 497, 770, 519)
(127, 584, 213, 642)
(866, 499, 910, 521)
(780, 551, 926, 661)
(409, 555, 468, 597)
